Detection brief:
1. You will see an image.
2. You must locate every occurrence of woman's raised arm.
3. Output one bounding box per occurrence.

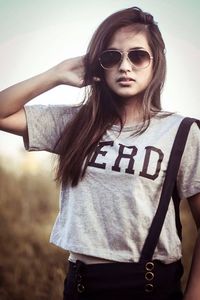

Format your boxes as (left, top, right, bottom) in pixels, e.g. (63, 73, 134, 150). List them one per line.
(0, 56, 85, 136)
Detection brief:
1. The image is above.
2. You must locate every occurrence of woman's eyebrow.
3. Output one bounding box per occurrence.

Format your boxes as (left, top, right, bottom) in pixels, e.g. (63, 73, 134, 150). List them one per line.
(129, 47, 146, 50)
(106, 46, 146, 50)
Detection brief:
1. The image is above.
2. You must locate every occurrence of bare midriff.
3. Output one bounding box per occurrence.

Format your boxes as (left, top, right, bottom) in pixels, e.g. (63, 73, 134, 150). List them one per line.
(68, 251, 116, 264)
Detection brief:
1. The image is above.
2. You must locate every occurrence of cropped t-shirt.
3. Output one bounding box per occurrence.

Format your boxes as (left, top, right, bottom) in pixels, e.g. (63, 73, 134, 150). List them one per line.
(24, 105, 200, 263)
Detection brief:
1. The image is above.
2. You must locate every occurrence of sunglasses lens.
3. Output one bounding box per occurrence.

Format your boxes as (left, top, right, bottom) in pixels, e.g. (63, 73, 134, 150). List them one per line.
(100, 51, 121, 69)
(99, 50, 152, 69)
(128, 50, 151, 69)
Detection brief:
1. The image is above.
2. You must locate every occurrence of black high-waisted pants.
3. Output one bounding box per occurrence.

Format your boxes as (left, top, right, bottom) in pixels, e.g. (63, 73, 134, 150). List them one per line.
(63, 259, 183, 300)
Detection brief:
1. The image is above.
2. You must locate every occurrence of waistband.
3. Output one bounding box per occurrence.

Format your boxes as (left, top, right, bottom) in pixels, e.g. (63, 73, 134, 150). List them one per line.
(68, 259, 183, 295)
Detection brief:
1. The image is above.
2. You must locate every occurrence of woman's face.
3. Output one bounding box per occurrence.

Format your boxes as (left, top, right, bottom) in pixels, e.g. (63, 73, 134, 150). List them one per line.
(103, 26, 153, 102)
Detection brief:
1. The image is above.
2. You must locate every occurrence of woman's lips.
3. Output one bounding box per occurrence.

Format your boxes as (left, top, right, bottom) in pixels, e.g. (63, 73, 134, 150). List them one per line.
(117, 77, 135, 85)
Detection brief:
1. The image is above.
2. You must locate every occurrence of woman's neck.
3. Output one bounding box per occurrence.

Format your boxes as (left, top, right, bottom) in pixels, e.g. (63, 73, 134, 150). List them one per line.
(122, 100, 144, 125)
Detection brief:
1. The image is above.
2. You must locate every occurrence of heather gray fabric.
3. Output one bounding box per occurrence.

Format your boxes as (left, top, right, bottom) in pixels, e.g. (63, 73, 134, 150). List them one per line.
(24, 105, 200, 263)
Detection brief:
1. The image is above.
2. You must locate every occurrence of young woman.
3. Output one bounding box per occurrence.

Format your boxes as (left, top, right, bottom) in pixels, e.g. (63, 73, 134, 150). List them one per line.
(0, 6, 200, 300)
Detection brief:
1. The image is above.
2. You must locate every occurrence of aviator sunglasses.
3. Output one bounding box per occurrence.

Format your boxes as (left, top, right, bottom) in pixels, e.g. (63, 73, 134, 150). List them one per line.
(99, 49, 153, 70)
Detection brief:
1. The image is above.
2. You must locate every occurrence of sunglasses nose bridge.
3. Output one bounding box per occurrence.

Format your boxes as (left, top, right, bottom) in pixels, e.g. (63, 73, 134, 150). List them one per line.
(119, 51, 132, 69)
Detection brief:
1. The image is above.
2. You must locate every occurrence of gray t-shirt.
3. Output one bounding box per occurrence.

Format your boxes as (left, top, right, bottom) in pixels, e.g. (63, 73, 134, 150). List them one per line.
(24, 105, 200, 263)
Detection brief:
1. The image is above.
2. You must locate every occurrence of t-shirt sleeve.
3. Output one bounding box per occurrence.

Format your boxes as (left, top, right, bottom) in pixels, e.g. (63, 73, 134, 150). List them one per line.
(24, 104, 80, 153)
(177, 122, 200, 199)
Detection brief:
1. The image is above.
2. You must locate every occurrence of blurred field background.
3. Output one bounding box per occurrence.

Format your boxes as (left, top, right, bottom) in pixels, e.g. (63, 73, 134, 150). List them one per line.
(0, 152, 67, 300)
(0, 150, 197, 300)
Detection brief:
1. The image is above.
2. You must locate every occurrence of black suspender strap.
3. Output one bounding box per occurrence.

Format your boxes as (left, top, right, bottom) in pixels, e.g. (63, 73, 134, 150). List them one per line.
(139, 117, 200, 262)
(172, 184, 182, 240)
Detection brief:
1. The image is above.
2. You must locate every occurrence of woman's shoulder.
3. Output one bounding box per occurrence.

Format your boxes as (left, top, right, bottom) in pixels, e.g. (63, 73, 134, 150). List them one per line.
(153, 111, 199, 128)
(149, 112, 199, 142)
(24, 103, 82, 119)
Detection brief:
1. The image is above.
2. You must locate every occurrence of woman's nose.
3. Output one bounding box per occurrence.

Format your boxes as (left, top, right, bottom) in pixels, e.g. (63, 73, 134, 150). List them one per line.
(118, 53, 132, 72)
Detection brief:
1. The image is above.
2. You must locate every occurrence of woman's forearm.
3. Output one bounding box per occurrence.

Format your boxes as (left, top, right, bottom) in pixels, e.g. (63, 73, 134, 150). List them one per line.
(0, 56, 85, 119)
(184, 230, 200, 299)
(0, 69, 59, 118)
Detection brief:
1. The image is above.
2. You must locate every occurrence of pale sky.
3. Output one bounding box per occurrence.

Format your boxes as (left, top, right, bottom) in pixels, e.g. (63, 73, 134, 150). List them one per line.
(0, 0, 200, 157)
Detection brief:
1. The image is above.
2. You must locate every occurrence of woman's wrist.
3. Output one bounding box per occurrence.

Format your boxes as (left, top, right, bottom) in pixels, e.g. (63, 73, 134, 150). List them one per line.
(44, 67, 63, 87)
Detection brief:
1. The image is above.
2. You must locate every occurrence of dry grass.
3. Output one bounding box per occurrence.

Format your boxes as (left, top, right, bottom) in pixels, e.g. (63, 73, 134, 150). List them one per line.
(0, 156, 197, 299)
(0, 159, 67, 300)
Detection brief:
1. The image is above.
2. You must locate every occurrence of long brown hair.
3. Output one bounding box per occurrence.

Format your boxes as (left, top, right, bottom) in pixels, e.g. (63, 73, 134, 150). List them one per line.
(55, 7, 166, 187)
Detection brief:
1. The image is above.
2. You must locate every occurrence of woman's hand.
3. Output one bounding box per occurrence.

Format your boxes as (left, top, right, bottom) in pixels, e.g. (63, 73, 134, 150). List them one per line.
(49, 56, 86, 88)
(49, 56, 101, 88)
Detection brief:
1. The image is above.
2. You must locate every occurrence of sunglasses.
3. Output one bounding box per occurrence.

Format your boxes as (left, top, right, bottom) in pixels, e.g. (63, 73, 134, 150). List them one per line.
(99, 49, 153, 70)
